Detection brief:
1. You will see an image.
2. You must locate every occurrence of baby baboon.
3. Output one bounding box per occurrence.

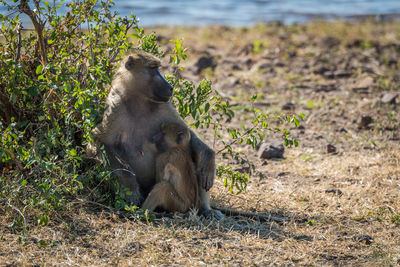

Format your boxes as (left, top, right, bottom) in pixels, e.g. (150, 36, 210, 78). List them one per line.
(92, 51, 223, 219)
(142, 122, 199, 212)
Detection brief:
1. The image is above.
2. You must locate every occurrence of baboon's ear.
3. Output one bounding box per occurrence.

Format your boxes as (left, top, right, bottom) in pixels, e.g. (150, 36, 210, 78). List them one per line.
(176, 131, 185, 145)
(125, 56, 135, 70)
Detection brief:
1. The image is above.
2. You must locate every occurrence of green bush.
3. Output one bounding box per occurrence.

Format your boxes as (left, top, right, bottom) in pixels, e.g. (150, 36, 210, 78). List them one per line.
(0, 0, 302, 232)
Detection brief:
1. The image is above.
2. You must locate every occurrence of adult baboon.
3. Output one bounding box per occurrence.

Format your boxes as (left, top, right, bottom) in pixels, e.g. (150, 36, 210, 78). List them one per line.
(93, 51, 222, 219)
(142, 122, 199, 213)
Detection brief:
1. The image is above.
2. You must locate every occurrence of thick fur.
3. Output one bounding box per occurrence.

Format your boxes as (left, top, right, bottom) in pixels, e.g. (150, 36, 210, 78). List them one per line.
(142, 122, 199, 212)
(93, 51, 221, 218)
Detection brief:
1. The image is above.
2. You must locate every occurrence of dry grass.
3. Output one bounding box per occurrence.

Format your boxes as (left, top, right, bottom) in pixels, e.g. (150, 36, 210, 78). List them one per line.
(1, 21, 400, 266)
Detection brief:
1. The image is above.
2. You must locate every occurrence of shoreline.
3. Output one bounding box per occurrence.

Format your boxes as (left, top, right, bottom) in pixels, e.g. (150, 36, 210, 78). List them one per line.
(4, 13, 400, 30)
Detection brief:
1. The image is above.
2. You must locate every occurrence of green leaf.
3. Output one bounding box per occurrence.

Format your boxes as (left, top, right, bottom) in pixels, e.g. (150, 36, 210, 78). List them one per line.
(39, 240, 48, 247)
(70, 149, 77, 157)
(204, 103, 210, 113)
(36, 65, 43, 75)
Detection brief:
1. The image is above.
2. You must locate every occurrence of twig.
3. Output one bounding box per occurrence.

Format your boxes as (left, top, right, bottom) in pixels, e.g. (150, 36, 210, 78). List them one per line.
(7, 200, 27, 232)
(216, 125, 257, 154)
(109, 18, 137, 64)
(15, 22, 23, 64)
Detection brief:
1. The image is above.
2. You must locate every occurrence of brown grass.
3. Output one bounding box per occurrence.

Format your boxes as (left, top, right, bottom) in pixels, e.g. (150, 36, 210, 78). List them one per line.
(1, 20, 400, 266)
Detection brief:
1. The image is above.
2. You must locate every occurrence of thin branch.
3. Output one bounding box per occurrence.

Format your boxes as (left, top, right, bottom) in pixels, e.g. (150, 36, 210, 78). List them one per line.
(15, 22, 23, 64)
(216, 125, 257, 154)
(7, 200, 27, 231)
(18, 0, 47, 65)
(109, 18, 137, 64)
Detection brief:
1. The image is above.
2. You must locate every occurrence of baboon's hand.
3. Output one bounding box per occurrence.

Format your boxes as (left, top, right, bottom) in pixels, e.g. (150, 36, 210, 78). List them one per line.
(199, 150, 216, 191)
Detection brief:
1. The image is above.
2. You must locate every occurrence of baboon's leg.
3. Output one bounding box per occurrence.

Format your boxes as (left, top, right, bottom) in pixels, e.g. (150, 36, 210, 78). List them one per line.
(163, 163, 197, 207)
(142, 181, 190, 213)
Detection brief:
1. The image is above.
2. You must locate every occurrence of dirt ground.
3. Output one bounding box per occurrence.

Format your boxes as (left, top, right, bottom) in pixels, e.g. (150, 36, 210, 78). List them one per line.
(1, 21, 400, 266)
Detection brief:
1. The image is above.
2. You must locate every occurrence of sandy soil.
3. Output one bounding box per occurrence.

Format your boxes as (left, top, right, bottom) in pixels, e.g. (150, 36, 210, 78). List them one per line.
(1, 21, 400, 266)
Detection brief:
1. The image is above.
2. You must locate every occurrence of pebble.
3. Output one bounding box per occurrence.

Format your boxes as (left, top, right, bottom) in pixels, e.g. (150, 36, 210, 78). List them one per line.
(282, 102, 295, 110)
(325, 188, 343, 195)
(195, 56, 215, 74)
(258, 142, 284, 159)
(353, 76, 374, 90)
(381, 92, 398, 104)
(327, 144, 337, 154)
(358, 115, 373, 129)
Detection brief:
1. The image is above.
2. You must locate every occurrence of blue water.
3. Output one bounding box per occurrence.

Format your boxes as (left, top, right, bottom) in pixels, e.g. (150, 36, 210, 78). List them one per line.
(2, 0, 400, 26)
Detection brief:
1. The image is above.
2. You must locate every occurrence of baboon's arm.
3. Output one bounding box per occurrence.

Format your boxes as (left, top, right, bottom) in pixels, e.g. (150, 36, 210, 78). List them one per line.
(189, 130, 216, 191)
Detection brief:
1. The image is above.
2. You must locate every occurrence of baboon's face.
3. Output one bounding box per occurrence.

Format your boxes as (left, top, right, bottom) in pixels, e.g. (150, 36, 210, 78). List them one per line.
(153, 122, 190, 151)
(146, 67, 173, 102)
(125, 54, 173, 102)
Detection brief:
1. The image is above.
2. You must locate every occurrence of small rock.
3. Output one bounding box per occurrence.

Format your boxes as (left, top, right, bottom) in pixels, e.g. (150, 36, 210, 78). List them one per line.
(321, 36, 340, 48)
(315, 85, 337, 92)
(277, 172, 289, 177)
(353, 76, 374, 90)
(381, 92, 398, 104)
(325, 188, 343, 195)
(313, 66, 330, 75)
(273, 59, 285, 67)
(358, 115, 373, 129)
(282, 102, 295, 110)
(251, 60, 272, 72)
(258, 142, 284, 159)
(231, 64, 242, 70)
(322, 71, 335, 79)
(327, 144, 337, 154)
(195, 56, 215, 74)
(353, 234, 373, 245)
(347, 39, 362, 48)
(334, 70, 352, 78)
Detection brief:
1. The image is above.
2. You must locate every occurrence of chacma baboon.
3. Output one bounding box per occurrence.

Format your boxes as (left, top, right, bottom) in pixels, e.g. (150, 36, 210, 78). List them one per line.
(93, 51, 222, 219)
(142, 122, 199, 213)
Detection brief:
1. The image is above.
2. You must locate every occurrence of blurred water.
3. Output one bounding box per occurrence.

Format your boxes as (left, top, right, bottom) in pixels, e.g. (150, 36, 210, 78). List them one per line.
(2, 0, 400, 26)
